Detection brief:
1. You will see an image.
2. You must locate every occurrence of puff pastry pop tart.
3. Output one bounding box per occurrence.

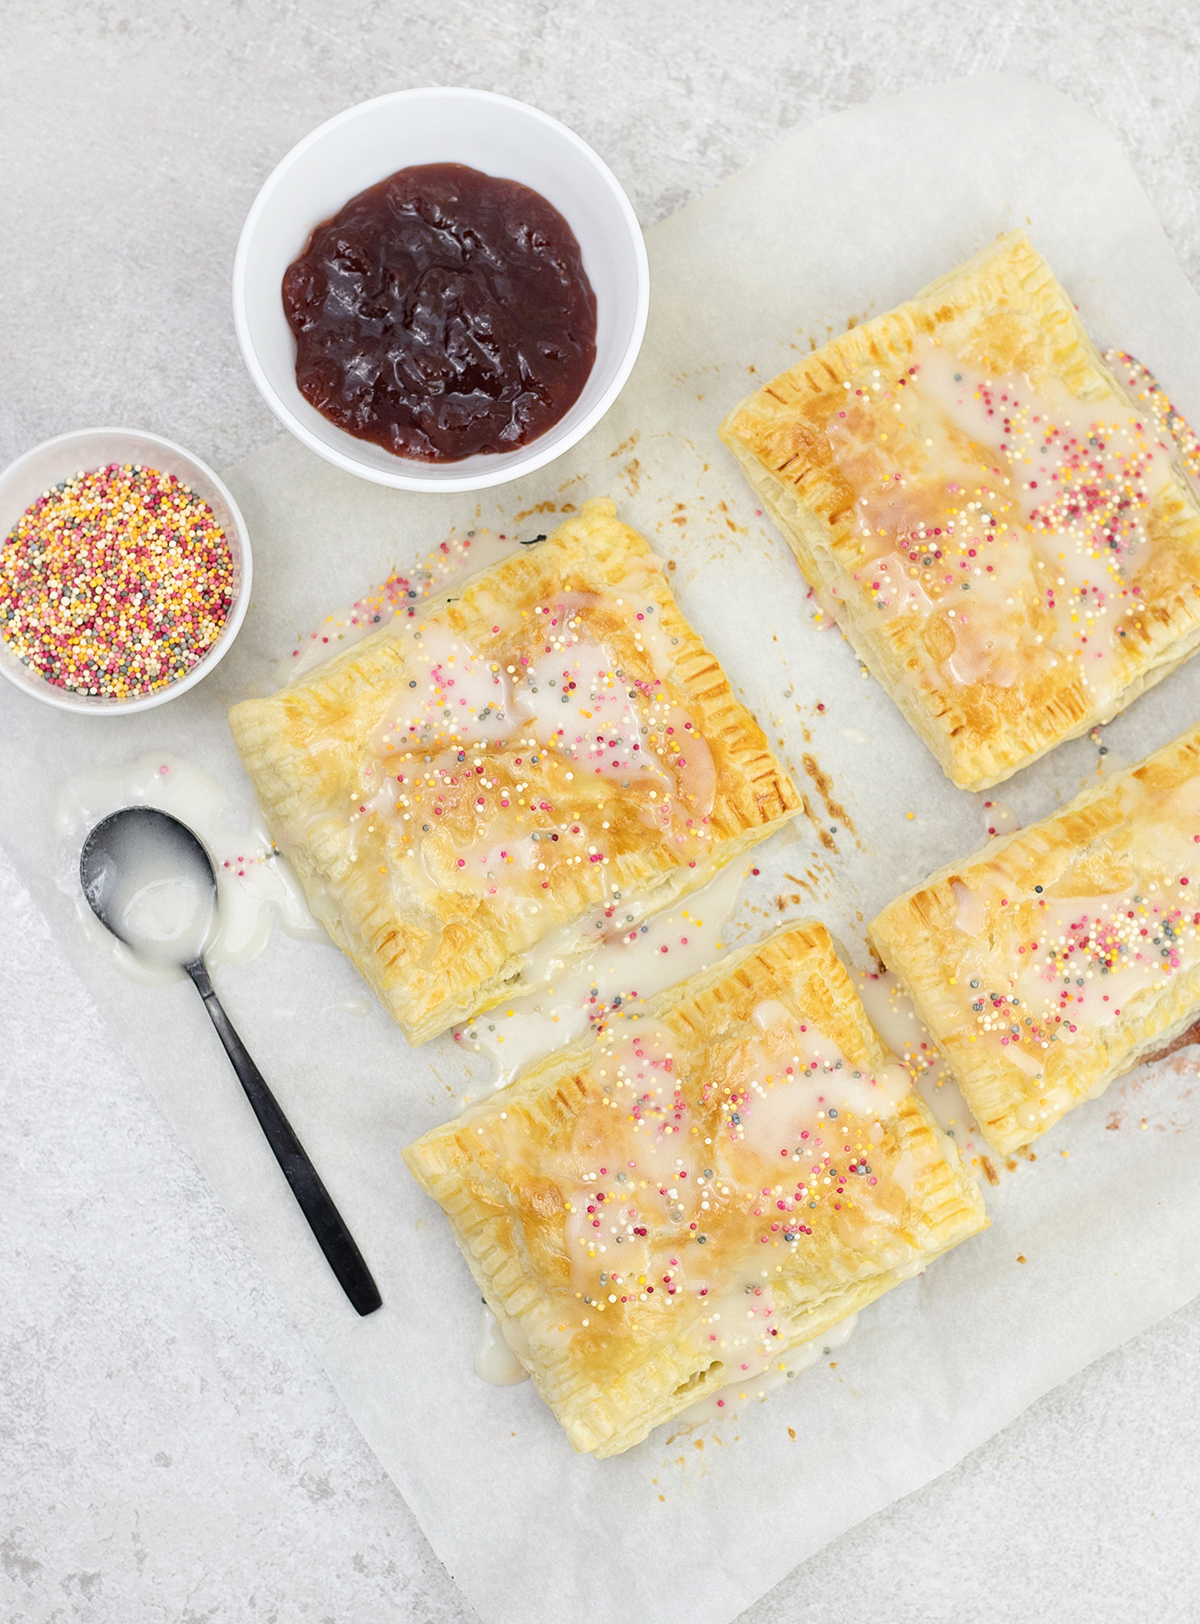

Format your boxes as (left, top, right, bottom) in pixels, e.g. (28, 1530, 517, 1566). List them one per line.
(404, 922, 987, 1457)
(720, 232, 1200, 791)
(229, 499, 801, 1045)
(871, 724, 1200, 1155)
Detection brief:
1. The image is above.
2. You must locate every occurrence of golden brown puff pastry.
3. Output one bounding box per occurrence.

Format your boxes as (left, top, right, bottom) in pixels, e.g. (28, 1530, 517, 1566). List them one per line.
(870, 723, 1200, 1155)
(229, 499, 801, 1045)
(404, 921, 987, 1457)
(720, 232, 1200, 792)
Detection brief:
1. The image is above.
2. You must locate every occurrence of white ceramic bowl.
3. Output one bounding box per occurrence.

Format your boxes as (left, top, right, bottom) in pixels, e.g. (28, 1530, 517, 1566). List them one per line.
(233, 87, 649, 492)
(0, 428, 252, 714)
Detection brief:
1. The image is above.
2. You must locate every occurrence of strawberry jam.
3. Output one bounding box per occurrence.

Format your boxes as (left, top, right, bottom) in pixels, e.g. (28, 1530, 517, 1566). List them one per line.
(282, 163, 597, 463)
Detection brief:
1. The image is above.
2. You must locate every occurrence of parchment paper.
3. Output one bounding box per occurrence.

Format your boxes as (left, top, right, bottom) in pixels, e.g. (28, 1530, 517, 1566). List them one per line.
(5, 75, 1200, 1624)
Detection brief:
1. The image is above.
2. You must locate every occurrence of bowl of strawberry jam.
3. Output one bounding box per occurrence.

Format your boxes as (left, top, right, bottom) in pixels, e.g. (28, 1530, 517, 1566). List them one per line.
(234, 88, 649, 493)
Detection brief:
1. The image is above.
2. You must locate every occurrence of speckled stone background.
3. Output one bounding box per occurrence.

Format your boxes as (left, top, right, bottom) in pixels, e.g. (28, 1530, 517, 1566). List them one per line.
(4, 5, 1200, 1622)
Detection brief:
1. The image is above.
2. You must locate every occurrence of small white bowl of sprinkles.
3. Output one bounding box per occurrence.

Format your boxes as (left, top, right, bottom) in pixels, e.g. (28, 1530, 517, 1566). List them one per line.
(0, 428, 251, 713)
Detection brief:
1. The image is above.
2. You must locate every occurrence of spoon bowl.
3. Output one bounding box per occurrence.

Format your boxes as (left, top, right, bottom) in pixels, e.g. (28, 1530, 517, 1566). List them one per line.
(81, 806, 217, 969)
(80, 805, 381, 1316)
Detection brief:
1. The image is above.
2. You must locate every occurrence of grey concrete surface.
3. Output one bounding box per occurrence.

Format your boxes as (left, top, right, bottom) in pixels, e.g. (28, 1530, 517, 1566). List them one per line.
(4, 3, 1200, 1621)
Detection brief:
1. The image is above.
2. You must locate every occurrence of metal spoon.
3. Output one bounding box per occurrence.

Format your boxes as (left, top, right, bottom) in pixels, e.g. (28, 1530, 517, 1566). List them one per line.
(80, 805, 381, 1316)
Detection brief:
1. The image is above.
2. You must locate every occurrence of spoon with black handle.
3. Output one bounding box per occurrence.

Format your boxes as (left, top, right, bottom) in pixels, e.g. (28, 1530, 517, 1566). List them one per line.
(80, 805, 381, 1316)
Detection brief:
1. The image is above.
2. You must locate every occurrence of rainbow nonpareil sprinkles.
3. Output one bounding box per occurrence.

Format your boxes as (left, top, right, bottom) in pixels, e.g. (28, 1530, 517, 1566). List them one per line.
(1104, 349, 1200, 489)
(0, 463, 234, 699)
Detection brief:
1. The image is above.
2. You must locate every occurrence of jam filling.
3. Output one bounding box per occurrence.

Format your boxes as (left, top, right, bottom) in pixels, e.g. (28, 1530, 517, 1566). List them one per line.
(282, 162, 597, 463)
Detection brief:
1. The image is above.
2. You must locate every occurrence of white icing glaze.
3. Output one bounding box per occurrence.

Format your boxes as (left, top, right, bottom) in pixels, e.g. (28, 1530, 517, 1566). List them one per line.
(691, 1279, 783, 1378)
(510, 635, 669, 790)
(952, 879, 990, 937)
(455, 857, 747, 1095)
(109, 861, 212, 968)
(283, 527, 518, 682)
(860, 549, 939, 620)
(679, 1310, 860, 1424)
(1010, 888, 1199, 1053)
(1097, 747, 1134, 777)
(355, 586, 718, 914)
(474, 1305, 530, 1386)
(554, 1018, 696, 1293)
(954, 832, 1200, 1081)
(54, 754, 324, 986)
(908, 336, 1177, 706)
(720, 1007, 910, 1158)
(1104, 349, 1200, 498)
(828, 333, 1184, 711)
(981, 798, 1021, 838)
(372, 620, 518, 755)
(603, 1020, 696, 1175)
(852, 966, 988, 1173)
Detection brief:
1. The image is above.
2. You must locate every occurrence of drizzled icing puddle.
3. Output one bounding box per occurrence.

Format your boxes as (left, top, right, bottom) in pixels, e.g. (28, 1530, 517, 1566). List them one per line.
(283, 526, 520, 682)
(853, 966, 988, 1166)
(54, 753, 325, 985)
(475, 1304, 529, 1386)
(675, 1311, 858, 1425)
(982, 798, 1020, 839)
(454, 858, 749, 1098)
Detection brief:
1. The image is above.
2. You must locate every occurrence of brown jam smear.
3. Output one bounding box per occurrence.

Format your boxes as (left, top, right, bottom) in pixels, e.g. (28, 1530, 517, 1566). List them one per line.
(282, 162, 598, 463)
